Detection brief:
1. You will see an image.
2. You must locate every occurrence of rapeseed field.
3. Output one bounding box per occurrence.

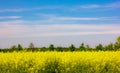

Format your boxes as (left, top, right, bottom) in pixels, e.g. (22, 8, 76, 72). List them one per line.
(0, 51, 120, 73)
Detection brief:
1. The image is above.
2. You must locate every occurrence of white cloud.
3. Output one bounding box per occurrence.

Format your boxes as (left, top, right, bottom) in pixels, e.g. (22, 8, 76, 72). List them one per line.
(29, 31, 120, 37)
(0, 20, 24, 26)
(0, 2, 120, 12)
(55, 17, 99, 20)
(0, 22, 120, 38)
(0, 6, 63, 12)
(55, 17, 110, 21)
(71, 1, 120, 11)
(105, 1, 120, 8)
(36, 14, 98, 22)
(77, 4, 100, 9)
(0, 8, 26, 12)
(0, 16, 22, 19)
(36, 13, 57, 18)
(35, 13, 120, 21)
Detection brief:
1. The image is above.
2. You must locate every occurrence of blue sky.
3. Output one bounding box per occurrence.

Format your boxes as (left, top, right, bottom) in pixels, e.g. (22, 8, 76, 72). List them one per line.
(0, 0, 120, 48)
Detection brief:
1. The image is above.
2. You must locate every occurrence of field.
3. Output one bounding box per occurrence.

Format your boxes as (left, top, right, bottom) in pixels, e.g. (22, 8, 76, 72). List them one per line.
(0, 51, 120, 73)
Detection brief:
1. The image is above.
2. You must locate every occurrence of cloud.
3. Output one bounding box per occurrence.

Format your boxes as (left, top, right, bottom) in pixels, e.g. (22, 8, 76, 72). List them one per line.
(36, 13, 120, 21)
(77, 4, 100, 9)
(36, 14, 57, 18)
(0, 2, 120, 13)
(34, 6, 63, 10)
(0, 6, 63, 12)
(105, 1, 120, 8)
(55, 17, 99, 20)
(71, 1, 120, 11)
(0, 15, 119, 27)
(29, 31, 120, 37)
(0, 8, 26, 12)
(0, 20, 24, 27)
(0, 16, 22, 19)
(55, 17, 116, 21)
(0, 22, 120, 38)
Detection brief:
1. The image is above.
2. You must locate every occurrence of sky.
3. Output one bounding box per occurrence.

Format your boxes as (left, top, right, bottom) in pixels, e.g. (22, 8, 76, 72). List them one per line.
(0, 0, 120, 48)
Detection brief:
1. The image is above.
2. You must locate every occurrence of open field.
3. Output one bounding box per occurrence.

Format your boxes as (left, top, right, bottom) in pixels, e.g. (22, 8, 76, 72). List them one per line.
(0, 51, 120, 73)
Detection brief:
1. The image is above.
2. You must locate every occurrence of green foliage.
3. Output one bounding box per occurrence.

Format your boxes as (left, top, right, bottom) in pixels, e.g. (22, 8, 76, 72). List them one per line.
(40, 47, 49, 51)
(113, 36, 120, 51)
(69, 44, 76, 51)
(104, 43, 114, 51)
(28, 43, 35, 51)
(56, 47, 63, 52)
(79, 43, 86, 51)
(85, 45, 91, 51)
(11, 45, 17, 51)
(96, 44, 103, 51)
(114, 42, 120, 51)
(117, 36, 120, 44)
(49, 44, 54, 51)
(29, 43, 34, 49)
(17, 44, 23, 51)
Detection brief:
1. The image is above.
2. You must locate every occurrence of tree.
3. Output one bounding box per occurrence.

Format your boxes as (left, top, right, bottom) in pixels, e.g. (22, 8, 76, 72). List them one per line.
(57, 47, 63, 52)
(117, 36, 120, 44)
(29, 43, 35, 51)
(69, 44, 76, 52)
(114, 42, 120, 51)
(79, 43, 86, 51)
(86, 45, 91, 51)
(96, 44, 103, 51)
(49, 44, 54, 51)
(17, 44, 23, 51)
(104, 43, 114, 51)
(114, 36, 120, 51)
(11, 45, 17, 51)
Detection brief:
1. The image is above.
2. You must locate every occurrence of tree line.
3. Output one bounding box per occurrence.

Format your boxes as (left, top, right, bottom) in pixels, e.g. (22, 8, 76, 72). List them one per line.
(0, 36, 120, 52)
